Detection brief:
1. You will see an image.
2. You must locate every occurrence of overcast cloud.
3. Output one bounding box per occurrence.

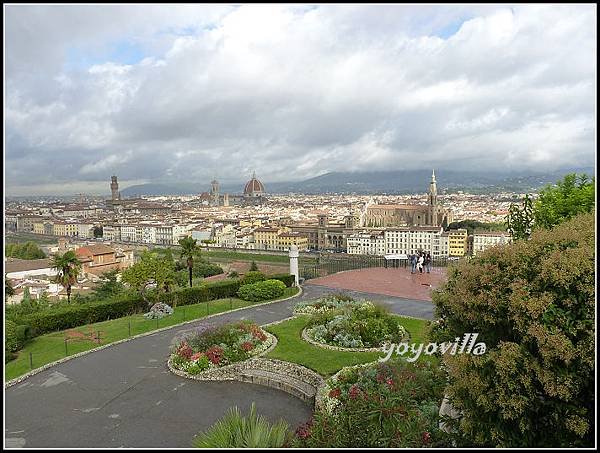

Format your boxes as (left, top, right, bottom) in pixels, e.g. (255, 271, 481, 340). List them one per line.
(4, 4, 596, 195)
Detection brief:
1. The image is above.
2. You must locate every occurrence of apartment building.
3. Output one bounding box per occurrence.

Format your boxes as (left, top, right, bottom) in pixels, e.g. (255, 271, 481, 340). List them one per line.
(347, 231, 385, 255)
(472, 231, 511, 256)
(448, 228, 468, 257)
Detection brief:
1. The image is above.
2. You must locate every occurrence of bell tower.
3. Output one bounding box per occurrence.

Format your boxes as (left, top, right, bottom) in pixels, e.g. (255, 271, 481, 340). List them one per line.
(428, 170, 439, 225)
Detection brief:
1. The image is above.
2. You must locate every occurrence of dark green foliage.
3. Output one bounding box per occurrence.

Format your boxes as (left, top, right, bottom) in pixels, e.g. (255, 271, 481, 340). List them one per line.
(5, 278, 15, 296)
(294, 359, 447, 447)
(5, 320, 33, 353)
(193, 262, 224, 278)
(432, 212, 595, 447)
(92, 270, 126, 300)
(267, 273, 295, 287)
(240, 271, 266, 285)
(249, 260, 259, 271)
(237, 279, 286, 302)
(446, 220, 506, 235)
(93, 226, 103, 238)
(6, 242, 46, 259)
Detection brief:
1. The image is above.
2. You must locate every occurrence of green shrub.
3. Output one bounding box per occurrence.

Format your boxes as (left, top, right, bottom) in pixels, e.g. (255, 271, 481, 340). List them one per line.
(240, 271, 266, 285)
(432, 212, 595, 447)
(193, 403, 290, 448)
(267, 273, 295, 287)
(194, 262, 224, 278)
(5, 320, 32, 353)
(237, 279, 286, 302)
(295, 359, 447, 447)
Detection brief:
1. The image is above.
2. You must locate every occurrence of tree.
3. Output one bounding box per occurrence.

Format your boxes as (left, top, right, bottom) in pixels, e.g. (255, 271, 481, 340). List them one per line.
(249, 261, 259, 272)
(6, 241, 46, 259)
(49, 250, 82, 304)
(534, 173, 595, 229)
(121, 250, 176, 306)
(92, 270, 125, 300)
(93, 226, 103, 238)
(431, 212, 595, 447)
(505, 194, 534, 240)
(5, 277, 15, 297)
(178, 236, 201, 288)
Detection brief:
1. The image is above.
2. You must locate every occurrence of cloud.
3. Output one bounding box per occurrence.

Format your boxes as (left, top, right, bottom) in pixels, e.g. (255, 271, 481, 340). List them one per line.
(5, 4, 596, 195)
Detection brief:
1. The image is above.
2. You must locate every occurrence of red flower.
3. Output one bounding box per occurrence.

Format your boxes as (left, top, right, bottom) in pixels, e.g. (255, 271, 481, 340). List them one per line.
(190, 352, 205, 361)
(206, 346, 224, 365)
(376, 373, 385, 383)
(295, 419, 313, 440)
(241, 341, 254, 352)
(349, 384, 361, 400)
(422, 431, 431, 444)
(251, 327, 267, 341)
(386, 378, 394, 387)
(328, 388, 341, 398)
(176, 342, 193, 360)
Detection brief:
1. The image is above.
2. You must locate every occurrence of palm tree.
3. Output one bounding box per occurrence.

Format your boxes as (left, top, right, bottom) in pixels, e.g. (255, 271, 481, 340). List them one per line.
(50, 250, 81, 304)
(179, 236, 200, 288)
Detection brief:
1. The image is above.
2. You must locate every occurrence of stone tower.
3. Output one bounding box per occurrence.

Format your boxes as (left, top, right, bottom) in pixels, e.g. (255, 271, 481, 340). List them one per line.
(428, 169, 439, 225)
(110, 176, 120, 200)
(210, 179, 220, 206)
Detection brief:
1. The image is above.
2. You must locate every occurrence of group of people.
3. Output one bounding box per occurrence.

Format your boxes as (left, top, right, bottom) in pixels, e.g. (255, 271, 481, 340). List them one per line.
(410, 251, 432, 274)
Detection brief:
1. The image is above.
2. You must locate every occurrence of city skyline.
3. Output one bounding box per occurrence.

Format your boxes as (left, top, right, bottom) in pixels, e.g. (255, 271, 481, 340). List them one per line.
(5, 4, 596, 196)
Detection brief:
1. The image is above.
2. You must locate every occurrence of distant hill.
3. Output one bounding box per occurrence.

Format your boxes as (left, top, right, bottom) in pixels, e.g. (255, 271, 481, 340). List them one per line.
(119, 167, 594, 196)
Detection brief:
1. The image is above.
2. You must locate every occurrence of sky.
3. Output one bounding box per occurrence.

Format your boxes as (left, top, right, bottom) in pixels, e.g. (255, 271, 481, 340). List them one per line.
(4, 4, 597, 196)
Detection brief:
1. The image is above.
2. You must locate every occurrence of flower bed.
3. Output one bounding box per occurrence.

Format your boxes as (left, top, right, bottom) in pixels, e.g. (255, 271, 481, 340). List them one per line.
(297, 359, 446, 447)
(143, 302, 174, 320)
(303, 303, 408, 350)
(170, 321, 273, 375)
(293, 294, 367, 315)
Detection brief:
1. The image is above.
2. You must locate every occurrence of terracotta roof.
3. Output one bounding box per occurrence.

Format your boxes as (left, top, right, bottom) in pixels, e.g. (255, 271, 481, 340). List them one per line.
(244, 176, 265, 194)
(76, 244, 116, 256)
(5, 258, 53, 273)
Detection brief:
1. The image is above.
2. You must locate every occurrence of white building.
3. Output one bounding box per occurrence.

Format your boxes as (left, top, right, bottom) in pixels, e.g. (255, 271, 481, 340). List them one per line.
(472, 231, 511, 256)
(77, 223, 95, 238)
(347, 231, 385, 255)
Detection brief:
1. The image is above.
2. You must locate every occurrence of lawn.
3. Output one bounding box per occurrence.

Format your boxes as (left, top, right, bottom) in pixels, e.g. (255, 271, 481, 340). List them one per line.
(5, 287, 299, 382)
(264, 314, 431, 377)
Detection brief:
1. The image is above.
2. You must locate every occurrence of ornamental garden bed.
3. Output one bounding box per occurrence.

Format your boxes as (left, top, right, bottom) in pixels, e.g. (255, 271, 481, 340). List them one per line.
(301, 300, 409, 351)
(297, 358, 447, 448)
(169, 321, 275, 376)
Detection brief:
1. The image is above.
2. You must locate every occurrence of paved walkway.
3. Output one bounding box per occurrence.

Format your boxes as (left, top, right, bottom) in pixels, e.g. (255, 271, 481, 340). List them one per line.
(5, 286, 435, 448)
(306, 267, 447, 301)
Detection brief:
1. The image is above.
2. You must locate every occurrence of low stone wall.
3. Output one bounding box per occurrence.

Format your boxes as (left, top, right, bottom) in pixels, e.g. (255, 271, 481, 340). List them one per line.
(168, 329, 324, 405)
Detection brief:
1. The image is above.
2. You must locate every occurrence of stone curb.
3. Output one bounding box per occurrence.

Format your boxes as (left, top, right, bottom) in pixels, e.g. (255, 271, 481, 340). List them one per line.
(5, 286, 303, 389)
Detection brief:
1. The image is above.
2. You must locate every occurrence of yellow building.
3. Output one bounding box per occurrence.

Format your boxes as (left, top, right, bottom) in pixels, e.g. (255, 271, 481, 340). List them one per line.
(277, 232, 309, 251)
(253, 227, 288, 250)
(53, 222, 78, 237)
(448, 228, 468, 257)
(33, 221, 46, 235)
(239, 219, 263, 228)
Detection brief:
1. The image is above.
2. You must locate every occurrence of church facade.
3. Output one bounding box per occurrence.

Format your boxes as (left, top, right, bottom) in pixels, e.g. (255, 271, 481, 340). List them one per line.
(363, 170, 452, 228)
(204, 172, 268, 207)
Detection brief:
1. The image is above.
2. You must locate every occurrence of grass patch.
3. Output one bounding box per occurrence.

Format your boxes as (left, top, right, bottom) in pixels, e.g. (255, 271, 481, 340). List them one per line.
(265, 315, 431, 377)
(5, 287, 299, 382)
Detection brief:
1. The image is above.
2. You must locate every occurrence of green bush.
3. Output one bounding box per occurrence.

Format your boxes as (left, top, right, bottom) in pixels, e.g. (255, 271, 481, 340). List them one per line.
(295, 359, 447, 447)
(267, 273, 295, 287)
(237, 279, 286, 302)
(193, 403, 290, 448)
(5, 320, 32, 353)
(240, 271, 266, 285)
(432, 212, 595, 447)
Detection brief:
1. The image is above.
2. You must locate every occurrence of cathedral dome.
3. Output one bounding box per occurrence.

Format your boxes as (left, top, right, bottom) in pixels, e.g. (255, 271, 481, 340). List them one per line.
(243, 173, 265, 195)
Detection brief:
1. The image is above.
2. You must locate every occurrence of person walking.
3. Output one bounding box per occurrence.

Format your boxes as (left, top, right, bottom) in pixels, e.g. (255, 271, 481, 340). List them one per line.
(417, 253, 424, 274)
(425, 252, 432, 273)
(410, 252, 416, 274)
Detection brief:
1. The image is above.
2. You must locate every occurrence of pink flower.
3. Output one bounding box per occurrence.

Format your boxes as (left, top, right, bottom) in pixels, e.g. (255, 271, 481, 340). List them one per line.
(349, 385, 361, 400)
(176, 342, 193, 360)
(386, 378, 394, 387)
(422, 432, 431, 444)
(206, 346, 224, 365)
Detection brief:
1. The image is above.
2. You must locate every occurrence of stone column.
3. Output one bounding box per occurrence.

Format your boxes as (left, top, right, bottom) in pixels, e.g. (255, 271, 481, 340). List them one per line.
(289, 245, 299, 287)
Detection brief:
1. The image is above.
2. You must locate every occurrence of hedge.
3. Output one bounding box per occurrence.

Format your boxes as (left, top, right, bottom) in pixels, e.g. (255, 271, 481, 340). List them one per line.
(268, 273, 295, 287)
(15, 274, 296, 338)
(237, 279, 287, 302)
(5, 320, 33, 353)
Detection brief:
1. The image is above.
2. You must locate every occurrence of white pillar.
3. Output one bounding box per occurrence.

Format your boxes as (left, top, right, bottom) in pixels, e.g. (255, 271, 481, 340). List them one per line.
(289, 245, 299, 286)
